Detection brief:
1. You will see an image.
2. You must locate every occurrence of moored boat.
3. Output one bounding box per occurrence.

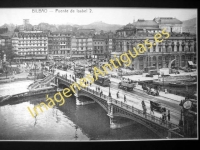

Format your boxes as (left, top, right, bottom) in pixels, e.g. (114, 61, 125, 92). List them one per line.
(153, 75, 196, 85)
(169, 81, 197, 87)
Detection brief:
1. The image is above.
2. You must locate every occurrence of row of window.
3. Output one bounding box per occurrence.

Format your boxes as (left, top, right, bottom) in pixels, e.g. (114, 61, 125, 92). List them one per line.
(49, 38, 71, 41)
(18, 52, 47, 55)
(94, 46, 104, 50)
(18, 49, 47, 51)
(60, 46, 70, 49)
(51, 51, 70, 54)
(50, 35, 71, 37)
(18, 37, 48, 40)
(94, 50, 104, 54)
(18, 41, 47, 43)
(125, 45, 194, 52)
(60, 42, 70, 44)
(18, 44, 47, 46)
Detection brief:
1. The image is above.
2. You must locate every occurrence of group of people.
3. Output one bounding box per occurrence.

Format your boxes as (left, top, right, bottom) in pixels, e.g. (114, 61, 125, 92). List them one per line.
(96, 86, 104, 97)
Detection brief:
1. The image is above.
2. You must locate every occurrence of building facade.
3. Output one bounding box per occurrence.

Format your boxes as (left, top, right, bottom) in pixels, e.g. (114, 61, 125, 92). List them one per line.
(71, 34, 93, 59)
(12, 31, 49, 61)
(114, 33, 196, 70)
(113, 18, 196, 70)
(48, 32, 71, 60)
(0, 31, 14, 66)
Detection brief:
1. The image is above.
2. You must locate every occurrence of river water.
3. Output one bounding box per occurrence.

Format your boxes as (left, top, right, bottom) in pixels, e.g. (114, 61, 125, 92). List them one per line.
(0, 80, 158, 140)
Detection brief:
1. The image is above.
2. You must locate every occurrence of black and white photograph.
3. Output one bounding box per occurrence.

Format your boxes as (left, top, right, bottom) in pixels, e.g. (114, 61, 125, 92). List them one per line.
(0, 7, 197, 141)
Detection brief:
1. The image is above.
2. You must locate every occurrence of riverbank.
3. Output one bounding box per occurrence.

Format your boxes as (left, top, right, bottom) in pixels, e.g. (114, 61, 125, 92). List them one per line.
(0, 72, 32, 84)
(0, 80, 34, 96)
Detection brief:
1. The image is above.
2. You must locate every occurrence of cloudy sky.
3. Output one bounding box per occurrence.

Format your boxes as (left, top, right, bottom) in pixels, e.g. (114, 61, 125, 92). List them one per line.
(0, 8, 197, 26)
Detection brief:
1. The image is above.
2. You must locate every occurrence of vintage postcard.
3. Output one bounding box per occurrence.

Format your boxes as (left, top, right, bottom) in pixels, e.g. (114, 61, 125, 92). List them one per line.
(0, 8, 197, 141)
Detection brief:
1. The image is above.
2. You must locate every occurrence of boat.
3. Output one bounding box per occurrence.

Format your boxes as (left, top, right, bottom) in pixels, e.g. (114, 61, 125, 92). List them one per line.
(153, 75, 196, 85)
(169, 81, 197, 87)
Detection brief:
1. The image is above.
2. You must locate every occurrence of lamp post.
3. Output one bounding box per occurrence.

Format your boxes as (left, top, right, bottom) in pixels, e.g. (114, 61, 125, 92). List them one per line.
(162, 72, 164, 90)
(109, 81, 111, 97)
(5, 65, 8, 79)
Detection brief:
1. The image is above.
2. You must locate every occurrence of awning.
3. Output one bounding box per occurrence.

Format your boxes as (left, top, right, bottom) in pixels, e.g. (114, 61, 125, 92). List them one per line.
(188, 61, 194, 65)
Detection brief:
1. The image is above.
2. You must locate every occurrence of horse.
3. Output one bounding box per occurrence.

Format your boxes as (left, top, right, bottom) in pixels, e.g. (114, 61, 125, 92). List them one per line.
(142, 84, 149, 92)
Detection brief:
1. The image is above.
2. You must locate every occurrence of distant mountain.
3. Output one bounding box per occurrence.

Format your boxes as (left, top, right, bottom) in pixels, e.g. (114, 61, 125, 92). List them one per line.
(81, 21, 123, 32)
(182, 18, 196, 34)
(38, 23, 58, 32)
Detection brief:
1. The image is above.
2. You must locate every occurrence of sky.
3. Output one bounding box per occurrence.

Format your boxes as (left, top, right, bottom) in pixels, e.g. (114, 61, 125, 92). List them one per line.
(0, 8, 197, 26)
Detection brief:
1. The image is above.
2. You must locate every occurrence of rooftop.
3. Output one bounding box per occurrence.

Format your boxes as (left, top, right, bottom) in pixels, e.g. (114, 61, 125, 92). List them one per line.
(154, 17, 182, 24)
(134, 20, 159, 28)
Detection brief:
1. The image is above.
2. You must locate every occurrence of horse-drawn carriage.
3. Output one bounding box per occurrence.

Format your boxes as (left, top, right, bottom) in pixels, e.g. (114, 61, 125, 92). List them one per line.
(150, 101, 166, 113)
(142, 83, 159, 96)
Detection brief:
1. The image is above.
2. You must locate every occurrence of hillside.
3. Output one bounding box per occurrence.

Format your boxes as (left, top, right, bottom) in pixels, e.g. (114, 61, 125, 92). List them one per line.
(81, 21, 123, 32)
(0, 21, 123, 32)
(182, 18, 196, 34)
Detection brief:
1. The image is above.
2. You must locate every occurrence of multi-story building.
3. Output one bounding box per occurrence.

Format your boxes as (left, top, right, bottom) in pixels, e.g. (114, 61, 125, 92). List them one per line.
(114, 33, 196, 70)
(93, 34, 107, 61)
(0, 31, 14, 65)
(12, 30, 49, 62)
(48, 32, 71, 60)
(92, 31, 116, 62)
(71, 34, 93, 60)
(113, 18, 196, 70)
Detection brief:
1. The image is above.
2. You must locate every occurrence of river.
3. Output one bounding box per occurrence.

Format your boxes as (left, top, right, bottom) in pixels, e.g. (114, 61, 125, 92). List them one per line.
(0, 80, 159, 140)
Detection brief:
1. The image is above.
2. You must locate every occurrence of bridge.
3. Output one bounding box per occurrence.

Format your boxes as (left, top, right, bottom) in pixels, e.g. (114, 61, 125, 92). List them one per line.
(56, 74, 184, 139)
(25, 70, 184, 139)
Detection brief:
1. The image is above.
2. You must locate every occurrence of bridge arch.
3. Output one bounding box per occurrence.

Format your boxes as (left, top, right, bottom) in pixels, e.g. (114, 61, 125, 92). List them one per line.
(113, 108, 167, 138)
(77, 92, 108, 111)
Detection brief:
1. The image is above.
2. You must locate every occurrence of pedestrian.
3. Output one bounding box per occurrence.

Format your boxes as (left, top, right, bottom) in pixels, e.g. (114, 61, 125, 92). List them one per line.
(141, 100, 145, 108)
(150, 105, 154, 115)
(165, 88, 167, 94)
(163, 113, 167, 123)
(124, 95, 126, 103)
(160, 117, 162, 125)
(167, 110, 170, 121)
(90, 82, 92, 86)
(143, 106, 147, 118)
(116, 91, 119, 98)
(162, 114, 165, 125)
(96, 86, 98, 91)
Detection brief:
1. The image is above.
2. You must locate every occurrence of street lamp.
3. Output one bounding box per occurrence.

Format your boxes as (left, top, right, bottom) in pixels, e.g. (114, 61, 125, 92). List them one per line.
(162, 72, 164, 90)
(109, 81, 111, 97)
(5, 65, 8, 79)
